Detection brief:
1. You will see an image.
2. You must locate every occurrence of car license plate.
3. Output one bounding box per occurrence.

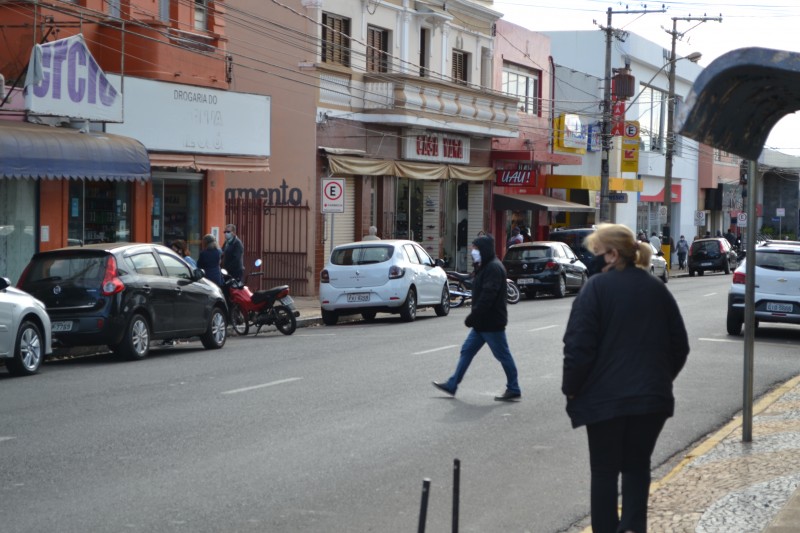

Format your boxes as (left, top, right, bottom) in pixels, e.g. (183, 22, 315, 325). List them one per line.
(347, 293, 370, 303)
(516, 278, 534, 285)
(766, 302, 793, 313)
(701, 262, 712, 267)
(51, 321, 73, 332)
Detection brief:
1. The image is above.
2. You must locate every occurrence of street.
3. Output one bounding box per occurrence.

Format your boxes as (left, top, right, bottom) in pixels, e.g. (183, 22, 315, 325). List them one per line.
(3, 273, 800, 533)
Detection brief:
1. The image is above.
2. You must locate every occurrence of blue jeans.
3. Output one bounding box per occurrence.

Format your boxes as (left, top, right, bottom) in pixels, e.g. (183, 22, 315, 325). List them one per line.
(445, 329, 520, 393)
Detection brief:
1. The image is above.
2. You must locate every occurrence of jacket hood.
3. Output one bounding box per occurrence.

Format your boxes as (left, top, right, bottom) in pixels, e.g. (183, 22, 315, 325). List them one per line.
(472, 235, 496, 263)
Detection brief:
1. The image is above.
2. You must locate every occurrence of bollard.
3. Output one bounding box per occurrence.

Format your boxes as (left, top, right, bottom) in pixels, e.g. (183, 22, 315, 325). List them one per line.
(418, 478, 431, 533)
(452, 459, 460, 533)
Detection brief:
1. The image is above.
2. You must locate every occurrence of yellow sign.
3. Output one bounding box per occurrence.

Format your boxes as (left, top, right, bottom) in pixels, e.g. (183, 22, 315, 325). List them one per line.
(620, 120, 640, 173)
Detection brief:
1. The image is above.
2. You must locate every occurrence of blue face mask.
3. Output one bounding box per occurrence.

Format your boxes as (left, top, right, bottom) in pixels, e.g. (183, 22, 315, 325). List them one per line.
(471, 249, 481, 264)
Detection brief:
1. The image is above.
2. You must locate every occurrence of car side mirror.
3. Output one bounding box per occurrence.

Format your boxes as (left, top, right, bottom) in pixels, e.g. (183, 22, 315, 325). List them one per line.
(435, 258, 445, 268)
(0, 277, 9, 291)
(193, 268, 206, 281)
(657, 251, 664, 257)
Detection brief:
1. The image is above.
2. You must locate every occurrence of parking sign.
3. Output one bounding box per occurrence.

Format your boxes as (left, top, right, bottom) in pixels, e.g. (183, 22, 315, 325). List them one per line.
(321, 178, 345, 213)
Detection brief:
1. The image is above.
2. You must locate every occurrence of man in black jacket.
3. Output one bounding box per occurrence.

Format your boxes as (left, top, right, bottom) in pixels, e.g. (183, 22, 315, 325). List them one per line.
(433, 235, 521, 401)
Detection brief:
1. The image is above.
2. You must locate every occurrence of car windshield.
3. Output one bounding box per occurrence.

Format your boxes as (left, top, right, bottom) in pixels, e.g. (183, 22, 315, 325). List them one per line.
(22, 254, 108, 287)
(331, 245, 394, 266)
(505, 246, 551, 261)
(755, 249, 800, 271)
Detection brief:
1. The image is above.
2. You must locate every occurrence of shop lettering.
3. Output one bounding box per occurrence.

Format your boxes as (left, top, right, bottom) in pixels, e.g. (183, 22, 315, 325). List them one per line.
(32, 39, 117, 106)
(496, 170, 533, 186)
(225, 179, 304, 207)
(442, 138, 463, 159)
(416, 136, 438, 157)
(174, 90, 219, 105)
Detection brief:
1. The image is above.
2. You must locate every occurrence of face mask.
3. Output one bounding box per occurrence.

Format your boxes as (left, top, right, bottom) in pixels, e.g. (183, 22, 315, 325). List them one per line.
(590, 253, 607, 273)
(224, 231, 232, 241)
(471, 249, 481, 264)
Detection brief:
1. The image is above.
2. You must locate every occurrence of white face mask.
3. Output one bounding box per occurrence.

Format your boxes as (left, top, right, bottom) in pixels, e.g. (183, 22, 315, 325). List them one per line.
(471, 249, 481, 263)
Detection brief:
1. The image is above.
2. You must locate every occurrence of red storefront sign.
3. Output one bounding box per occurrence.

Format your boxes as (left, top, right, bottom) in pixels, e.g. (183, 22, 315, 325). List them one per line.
(611, 98, 626, 136)
(495, 169, 534, 187)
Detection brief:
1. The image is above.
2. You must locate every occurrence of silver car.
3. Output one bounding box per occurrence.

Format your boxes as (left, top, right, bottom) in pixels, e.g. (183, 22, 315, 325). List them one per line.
(0, 277, 52, 376)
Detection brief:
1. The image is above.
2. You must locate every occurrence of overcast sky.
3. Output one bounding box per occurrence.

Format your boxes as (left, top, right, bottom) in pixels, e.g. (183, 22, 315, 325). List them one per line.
(494, 0, 800, 156)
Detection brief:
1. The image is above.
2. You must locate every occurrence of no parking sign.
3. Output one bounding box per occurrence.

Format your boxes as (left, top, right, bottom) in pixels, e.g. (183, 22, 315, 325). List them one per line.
(321, 178, 345, 213)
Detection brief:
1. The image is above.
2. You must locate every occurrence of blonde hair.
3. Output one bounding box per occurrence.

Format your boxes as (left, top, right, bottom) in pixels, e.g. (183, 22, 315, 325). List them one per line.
(584, 223, 651, 271)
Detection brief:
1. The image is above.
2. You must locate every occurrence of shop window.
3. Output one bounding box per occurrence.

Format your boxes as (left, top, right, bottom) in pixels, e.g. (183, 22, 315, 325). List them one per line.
(0, 179, 37, 284)
(83, 181, 131, 243)
(152, 175, 203, 259)
(367, 26, 389, 73)
(322, 13, 351, 67)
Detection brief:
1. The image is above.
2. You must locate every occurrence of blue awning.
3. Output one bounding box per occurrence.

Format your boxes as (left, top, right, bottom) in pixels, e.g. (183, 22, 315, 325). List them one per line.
(0, 120, 150, 181)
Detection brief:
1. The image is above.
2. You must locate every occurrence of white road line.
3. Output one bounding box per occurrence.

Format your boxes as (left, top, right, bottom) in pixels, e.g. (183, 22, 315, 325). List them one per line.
(703, 292, 717, 297)
(529, 325, 558, 332)
(699, 338, 739, 343)
(0, 437, 16, 443)
(222, 377, 303, 395)
(414, 345, 458, 355)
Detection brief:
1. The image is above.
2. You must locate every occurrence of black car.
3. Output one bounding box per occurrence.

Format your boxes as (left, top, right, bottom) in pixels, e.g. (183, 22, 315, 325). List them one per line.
(688, 237, 739, 276)
(503, 241, 588, 298)
(17, 243, 227, 360)
(548, 226, 596, 266)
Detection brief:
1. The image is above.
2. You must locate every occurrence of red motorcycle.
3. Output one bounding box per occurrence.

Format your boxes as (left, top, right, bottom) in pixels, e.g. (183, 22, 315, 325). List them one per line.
(223, 260, 299, 336)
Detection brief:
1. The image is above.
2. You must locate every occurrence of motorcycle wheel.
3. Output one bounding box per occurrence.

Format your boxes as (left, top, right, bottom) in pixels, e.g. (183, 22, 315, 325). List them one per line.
(506, 280, 521, 304)
(449, 282, 466, 308)
(273, 305, 297, 335)
(230, 304, 250, 336)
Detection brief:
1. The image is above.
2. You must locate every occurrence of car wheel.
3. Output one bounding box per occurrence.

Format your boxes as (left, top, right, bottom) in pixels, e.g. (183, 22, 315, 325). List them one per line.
(6, 320, 43, 376)
(273, 306, 297, 335)
(230, 304, 249, 336)
(698, 270, 705, 276)
(322, 310, 338, 326)
(448, 282, 466, 308)
(552, 276, 566, 298)
(361, 311, 377, 322)
(399, 287, 417, 322)
(201, 306, 227, 349)
(689, 269, 696, 277)
(434, 284, 451, 316)
(660, 266, 669, 283)
(115, 313, 151, 360)
(506, 281, 521, 304)
(726, 310, 743, 336)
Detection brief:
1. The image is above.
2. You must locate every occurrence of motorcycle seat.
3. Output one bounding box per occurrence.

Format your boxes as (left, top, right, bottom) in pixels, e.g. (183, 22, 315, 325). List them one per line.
(446, 271, 472, 282)
(252, 285, 290, 304)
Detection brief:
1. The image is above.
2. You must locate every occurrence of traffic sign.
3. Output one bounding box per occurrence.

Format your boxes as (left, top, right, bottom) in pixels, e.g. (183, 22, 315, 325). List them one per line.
(777, 207, 786, 217)
(694, 210, 707, 226)
(737, 212, 747, 227)
(321, 178, 345, 213)
(624, 121, 640, 140)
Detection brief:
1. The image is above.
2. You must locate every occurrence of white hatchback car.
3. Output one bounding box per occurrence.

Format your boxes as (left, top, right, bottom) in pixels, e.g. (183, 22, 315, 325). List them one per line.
(727, 241, 800, 335)
(0, 276, 52, 376)
(320, 240, 450, 325)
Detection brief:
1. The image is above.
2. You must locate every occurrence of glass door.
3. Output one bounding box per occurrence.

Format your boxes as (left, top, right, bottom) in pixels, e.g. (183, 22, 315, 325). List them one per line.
(395, 178, 423, 243)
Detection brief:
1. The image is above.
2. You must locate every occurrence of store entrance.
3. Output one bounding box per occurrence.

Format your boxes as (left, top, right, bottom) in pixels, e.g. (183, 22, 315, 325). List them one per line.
(152, 172, 204, 258)
(395, 178, 423, 242)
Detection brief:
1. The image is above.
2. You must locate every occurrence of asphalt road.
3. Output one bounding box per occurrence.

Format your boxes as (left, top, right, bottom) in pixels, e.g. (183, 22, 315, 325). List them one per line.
(2, 272, 800, 533)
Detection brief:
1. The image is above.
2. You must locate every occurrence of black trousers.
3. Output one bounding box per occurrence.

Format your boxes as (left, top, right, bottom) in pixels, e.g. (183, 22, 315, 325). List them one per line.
(585, 413, 668, 533)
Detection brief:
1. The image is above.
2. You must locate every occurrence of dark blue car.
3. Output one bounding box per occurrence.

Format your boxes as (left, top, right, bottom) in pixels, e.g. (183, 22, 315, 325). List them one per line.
(503, 241, 588, 298)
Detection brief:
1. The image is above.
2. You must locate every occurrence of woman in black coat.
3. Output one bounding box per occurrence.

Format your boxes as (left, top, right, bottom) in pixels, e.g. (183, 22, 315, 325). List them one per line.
(562, 223, 689, 533)
(197, 234, 223, 288)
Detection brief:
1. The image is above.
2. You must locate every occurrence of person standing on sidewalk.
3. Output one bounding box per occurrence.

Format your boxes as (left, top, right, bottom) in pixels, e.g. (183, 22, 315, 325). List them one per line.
(222, 224, 245, 282)
(562, 223, 689, 533)
(432, 234, 521, 401)
(676, 235, 689, 270)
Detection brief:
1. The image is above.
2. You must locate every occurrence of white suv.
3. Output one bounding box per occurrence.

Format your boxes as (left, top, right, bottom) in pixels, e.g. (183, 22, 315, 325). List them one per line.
(727, 241, 800, 335)
(319, 240, 450, 325)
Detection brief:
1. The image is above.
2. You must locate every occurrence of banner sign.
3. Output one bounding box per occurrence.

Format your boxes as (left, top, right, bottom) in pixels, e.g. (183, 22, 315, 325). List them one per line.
(24, 34, 122, 122)
(495, 169, 534, 187)
(402, 131, 470, 164)
(620, 121, 640, 173)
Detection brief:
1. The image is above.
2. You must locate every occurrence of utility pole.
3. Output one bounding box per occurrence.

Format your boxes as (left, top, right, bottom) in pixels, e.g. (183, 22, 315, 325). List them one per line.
(599, 6, 664, 223)
(663, 15, 722, 241)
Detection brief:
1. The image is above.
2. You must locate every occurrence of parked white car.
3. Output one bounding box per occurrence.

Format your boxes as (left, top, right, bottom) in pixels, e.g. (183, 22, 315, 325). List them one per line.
(319, 240, 450, 325)
(727, 241, 800, 335)
(0, 277, 52, 376)
(645, 242, 669, 283)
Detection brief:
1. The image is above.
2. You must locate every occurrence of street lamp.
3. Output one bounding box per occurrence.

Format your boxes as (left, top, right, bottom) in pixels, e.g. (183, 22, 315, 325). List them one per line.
(663, 49, 702, 244)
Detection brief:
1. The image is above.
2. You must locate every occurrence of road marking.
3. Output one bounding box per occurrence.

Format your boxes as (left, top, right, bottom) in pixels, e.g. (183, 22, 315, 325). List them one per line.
(222, 377, 303, 395)
(0, 437, 16, 443)
(703, 292, 717, 297)
(528, 325, 558, 332)
(414, 345, 458, 355)
(699, 337, 796, 348)
(699, 338, 739, 343)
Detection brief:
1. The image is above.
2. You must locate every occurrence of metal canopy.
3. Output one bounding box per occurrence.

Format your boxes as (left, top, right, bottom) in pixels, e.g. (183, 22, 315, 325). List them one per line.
(0, 120, 150, 181)
(493, 193, 596, 213)
(677, 47, 800, 160)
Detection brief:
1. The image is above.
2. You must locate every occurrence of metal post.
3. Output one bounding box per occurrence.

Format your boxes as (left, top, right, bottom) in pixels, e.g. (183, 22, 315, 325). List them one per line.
(452, 459, 460, 533)
(417, 478, 431, 533)
(599, 8, 613, 223)
(742, 159, 757, 442)
(663, 18, 678, 242)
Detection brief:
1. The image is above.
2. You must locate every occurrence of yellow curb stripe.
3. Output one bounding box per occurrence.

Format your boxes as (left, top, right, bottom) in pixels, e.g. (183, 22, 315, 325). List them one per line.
(578, 374, 800, 533)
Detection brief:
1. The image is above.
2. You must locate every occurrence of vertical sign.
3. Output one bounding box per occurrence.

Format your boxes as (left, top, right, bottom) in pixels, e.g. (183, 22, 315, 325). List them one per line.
(621, 121, 640, 173)
(321, 178, 345, 213)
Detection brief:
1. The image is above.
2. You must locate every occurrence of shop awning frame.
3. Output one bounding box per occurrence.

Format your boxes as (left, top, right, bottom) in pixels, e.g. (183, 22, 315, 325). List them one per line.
(0, 120, 150, 181)
(493, 193, 596, 213)
(545, 174, 643, 192)
(149, 153, 270, 173)
(491, 149, 582, 166)
(326, 154, 493, 181)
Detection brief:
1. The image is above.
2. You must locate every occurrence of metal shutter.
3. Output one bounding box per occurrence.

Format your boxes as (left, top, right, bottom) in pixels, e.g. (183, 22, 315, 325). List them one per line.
(467, 182, 484, 269)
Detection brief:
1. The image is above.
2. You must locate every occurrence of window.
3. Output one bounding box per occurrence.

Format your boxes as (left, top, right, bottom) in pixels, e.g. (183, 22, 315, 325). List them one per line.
(159, 0, 170, 23)
(452, 50, 468, 84)
(502, 63, 541, 115)
(419, 28, 429, 77)
(367, 26, 389, 73)
(160, 253, 192, 279)
(107, 0, 120, 17)
(322, 13, 351, 67)
(404, 244, 421, 264)
(639, 85, 666, 152)
(129, 253, 162, 277)
(194, 0, 208, 30)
